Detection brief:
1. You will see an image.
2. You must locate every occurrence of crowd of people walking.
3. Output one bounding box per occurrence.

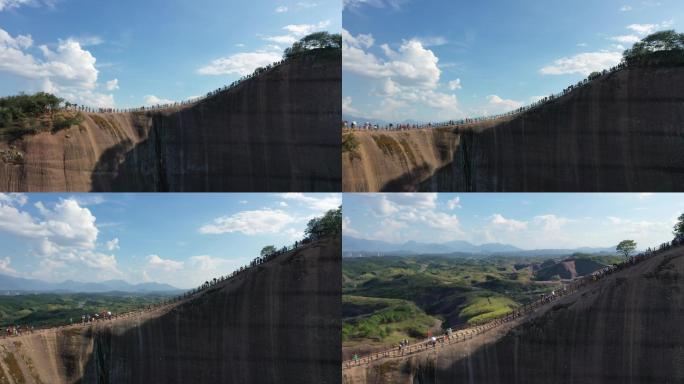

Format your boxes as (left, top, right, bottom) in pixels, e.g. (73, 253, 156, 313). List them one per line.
(64, 58, 290, 114)
(4, 325, 33, 337)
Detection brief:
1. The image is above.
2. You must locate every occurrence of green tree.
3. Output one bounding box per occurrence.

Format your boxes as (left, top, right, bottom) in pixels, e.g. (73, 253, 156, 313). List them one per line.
(305, 206, 342, 240)
(674, 213, 684, 237)
(260, 245, 276, 257)
(0, 92, 64, 127)
(616, 240, 637, 258)
(284, 32, 342, 59)
(588, 71, 601, 80)
(623, 30, 684, 66)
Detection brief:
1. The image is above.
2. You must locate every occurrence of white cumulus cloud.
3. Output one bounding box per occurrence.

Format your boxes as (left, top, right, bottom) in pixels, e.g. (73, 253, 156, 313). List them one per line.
(198, 50, 282, 76)
(280, 193, 341, 212)
(490, 213, 528, 231)
(0, 0, 31, 11)
(343, 29, 462, 121)
(540, 51, 622, 76)
(448, 79, 462, 90)
(0, 28, 114, 107)
(144, 95, 175, 105)
(199, 209, 297, 235)
(105, 78, 119, 91)
(148, 254, 184, 271)
(485, 95, 523, 114)
(105, 238, 119, 251)
(447, 197, 461, 210)
(263, 20, 331, 45)
(0, 197, 121, 281)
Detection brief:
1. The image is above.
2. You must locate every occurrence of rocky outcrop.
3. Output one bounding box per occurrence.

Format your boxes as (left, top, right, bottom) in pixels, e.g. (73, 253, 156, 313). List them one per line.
(0, 236, 341, 384)
(343, 67, 684, 192)
(343, 245, 684, 384)
(0, 51, 341, 192)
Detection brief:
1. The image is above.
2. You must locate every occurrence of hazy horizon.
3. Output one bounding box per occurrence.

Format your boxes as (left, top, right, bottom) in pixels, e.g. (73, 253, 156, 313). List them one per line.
(343, 193, 682, 250)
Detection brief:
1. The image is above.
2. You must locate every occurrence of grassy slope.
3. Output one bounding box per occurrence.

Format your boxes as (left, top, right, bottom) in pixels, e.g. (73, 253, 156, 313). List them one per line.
(0, 111, 84, 142)
(342, 295, 438, 345)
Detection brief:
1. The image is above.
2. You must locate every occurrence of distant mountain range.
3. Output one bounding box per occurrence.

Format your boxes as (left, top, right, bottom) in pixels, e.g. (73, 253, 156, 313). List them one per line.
(342, 236, 617, 257)
(0, 274, 182, 293)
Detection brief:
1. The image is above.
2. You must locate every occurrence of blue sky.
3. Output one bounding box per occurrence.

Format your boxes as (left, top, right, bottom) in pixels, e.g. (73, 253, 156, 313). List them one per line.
(343, 0, 684, 123)
(343, 193, 684, 250)
(0, 0, 340, 108)
(0, 193, 341, 288)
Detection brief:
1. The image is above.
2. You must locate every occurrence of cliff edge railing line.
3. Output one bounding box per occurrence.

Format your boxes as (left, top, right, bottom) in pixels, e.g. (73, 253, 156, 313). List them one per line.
(64, 59, 289, 115)
(66, 46, 338, 114)
(0, 237, 319, 339)
(342, 237, 684, 370)
(342, 62, 629, 132)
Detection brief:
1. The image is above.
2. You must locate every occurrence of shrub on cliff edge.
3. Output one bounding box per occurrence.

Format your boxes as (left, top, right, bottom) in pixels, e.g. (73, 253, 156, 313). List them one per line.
(624, 30, 684, 67)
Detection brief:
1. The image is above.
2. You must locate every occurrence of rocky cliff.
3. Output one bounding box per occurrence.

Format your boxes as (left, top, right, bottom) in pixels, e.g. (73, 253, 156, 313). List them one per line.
(342, 128, 460, 192)
(0, 236, 341, 384)
(343, 244, 684, 384)
(343, 67, 684, 192)
(0, 51, 341, 192)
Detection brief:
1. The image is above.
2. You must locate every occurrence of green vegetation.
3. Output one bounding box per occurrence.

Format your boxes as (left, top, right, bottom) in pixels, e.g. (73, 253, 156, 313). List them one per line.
(284, 32, 341, 59)
(89, 114, 116, 134)
(342, 296, 437, 343)
(0, 92, 83, 141)
(342, 133, 360, 159)
(458, 295, 519, 324)
(343, 253, 615, 348)
(674, 213, 684, 238)
(588, 71, 602, 80)
(52, 113, 84, 133)
(371, 134, 402, 157)
(616, 240, 637, 258)
(305, 206, 341, 240)
(260, 245, 276, 257)
(0, 293, 175, 328)
(624, 30, 684, 67)
(0, 93, 61, 123)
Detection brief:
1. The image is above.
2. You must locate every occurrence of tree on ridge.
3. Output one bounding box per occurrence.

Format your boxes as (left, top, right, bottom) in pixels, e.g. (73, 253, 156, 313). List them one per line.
(616, 240, 637, 258)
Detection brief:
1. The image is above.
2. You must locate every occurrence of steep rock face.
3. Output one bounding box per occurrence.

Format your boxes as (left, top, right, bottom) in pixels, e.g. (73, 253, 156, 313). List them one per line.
(341, 128, 462, 192)
(343, 67, 684, 192)
(432, 245, 684, 383)
(344, 246, 684, 384)
(0, 236, 341, 384)
(0, 113, 148, 192)
(0, 52, 341, 192)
